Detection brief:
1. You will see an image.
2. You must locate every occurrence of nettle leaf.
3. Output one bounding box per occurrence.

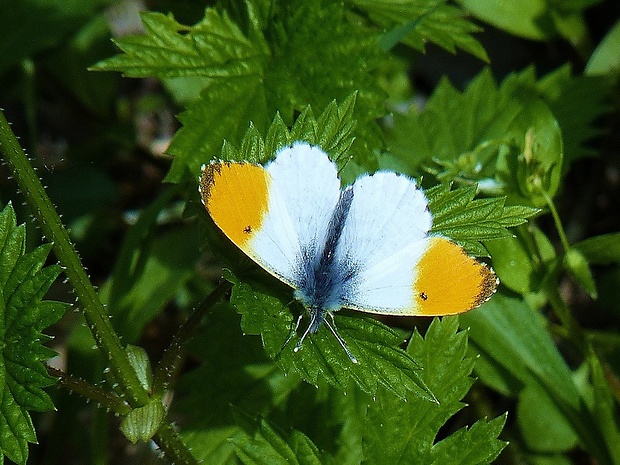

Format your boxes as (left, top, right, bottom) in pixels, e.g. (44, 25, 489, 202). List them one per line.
(93, 2, 385, 182)
(363, 317, 507, 464)
(223, 95, 358, 170)
(231, 278, 434, 403)
(427, 415, 507, 465)
(0, 204, 68, 465)
(349, 0, 488, 61)
(426, 184, 539, 257)
(174, 302, 303, 464)
(385, 68, 523, 179)
(261, 0, 385, 163)
(91, 10, 265, 78)
(231, 415, 327, 465)
(92, 9, 267, 182)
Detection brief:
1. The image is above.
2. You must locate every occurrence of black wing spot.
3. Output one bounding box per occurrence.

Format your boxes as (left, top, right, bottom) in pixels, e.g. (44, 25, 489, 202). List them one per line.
(243, 225, 252, 234)
(420, 292, 428, 301)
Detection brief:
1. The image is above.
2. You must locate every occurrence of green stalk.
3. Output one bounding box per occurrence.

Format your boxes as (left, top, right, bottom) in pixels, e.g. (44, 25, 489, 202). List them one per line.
(540, 187, 570, 254)
(154, 422, 200, 465)
(152, 280, 233, 395)
(546, 283, 587, 354)
(47, 366, 131, 415)
(0, 109, 149, 406)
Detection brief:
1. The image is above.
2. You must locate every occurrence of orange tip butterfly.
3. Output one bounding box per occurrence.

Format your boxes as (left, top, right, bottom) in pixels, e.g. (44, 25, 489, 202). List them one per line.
(199, 142, 498, 363)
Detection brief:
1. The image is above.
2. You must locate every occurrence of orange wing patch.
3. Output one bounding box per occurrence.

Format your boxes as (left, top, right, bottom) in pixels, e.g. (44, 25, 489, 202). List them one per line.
(200, 162, 270, 248)
(414, 237, 497, 315)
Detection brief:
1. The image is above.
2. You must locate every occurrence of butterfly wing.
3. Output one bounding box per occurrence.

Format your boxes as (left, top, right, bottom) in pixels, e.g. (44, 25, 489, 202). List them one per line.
(335, 172, 497, 316)
(200, 142, 341, 288)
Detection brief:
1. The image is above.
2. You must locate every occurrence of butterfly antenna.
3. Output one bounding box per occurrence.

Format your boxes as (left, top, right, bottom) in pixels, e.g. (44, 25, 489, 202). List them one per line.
(324, 313, 358, 364)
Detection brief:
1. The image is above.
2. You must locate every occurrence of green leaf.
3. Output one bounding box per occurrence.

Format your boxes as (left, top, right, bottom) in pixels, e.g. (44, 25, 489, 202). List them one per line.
(484, 225, 555, 295)
(259, 0, 385, 146)
(426, 184, 539, 257)
(94, 3, 386, 182)
(462, 295, 581, 406)
(587, 350, 620, 463)
(385, 68, 522, 179)
(92, 9, 267, 181)
(457, 0, 599, 45)
(0, 204, 68, 465)
(231, 278, 434, 402)
(574, 232, 620, 265)
(104, 224, 202, 343)
(220, 95, 359, 174)
(525, 454, 574, 465)
(231, 415, 326, 465)
(125, 345, 153, 392)
(462, 294, 619, 464)
(385, 67, 596, 207)
(91, 10, 265, 79)
(456, 0, 553, 40)
(517, 383, 578, 452)
(500, 100, 564, 205)
(564, 248, 597, 299)
(167, 76, 268, 181)
(174, 303, 302, 464)
(514, 65, 610, 164)
(586, 18, 620, 75)
(119, 401, 165, 444)
(363, 317, 507, 464)
(350, 0, 489, 61)
(428, 415, 507, 465)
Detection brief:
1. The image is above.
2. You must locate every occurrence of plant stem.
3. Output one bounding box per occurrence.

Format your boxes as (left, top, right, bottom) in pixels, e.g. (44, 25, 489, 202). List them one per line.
(154, 422, 200, 465)
(47, 366, 131, 415)
(540, 188, 570, 254)
(0, 109, 149, 406)
(152, 280, 233, 395)
(546, 284, 587, 353)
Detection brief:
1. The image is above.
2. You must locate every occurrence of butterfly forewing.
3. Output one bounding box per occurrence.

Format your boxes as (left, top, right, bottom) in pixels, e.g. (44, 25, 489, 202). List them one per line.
(200, 142, 341, 289)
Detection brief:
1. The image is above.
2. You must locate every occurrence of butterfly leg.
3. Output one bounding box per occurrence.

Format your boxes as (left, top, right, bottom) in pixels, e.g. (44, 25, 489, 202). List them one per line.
(281, 312, 303, 352)
(323, 313, 358, 364)
(293, 311, 316, 353)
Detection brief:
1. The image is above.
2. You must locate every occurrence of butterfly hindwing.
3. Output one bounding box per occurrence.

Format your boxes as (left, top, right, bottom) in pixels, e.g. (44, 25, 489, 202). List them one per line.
(335, 172, 497, 316)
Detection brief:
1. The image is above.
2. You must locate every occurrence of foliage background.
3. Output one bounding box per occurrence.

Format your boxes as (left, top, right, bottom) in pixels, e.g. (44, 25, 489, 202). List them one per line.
(1, 0, 620, 464)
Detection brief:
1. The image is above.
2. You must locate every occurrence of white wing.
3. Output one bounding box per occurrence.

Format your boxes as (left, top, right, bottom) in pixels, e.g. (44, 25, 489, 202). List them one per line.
(334, 172, 432, 313)
(201, 142, 341, 288)
(334, 171, 497, 316)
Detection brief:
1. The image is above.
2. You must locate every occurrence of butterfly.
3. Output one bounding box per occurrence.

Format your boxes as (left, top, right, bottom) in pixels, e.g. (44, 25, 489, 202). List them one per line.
(199, 142, 497, 362)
